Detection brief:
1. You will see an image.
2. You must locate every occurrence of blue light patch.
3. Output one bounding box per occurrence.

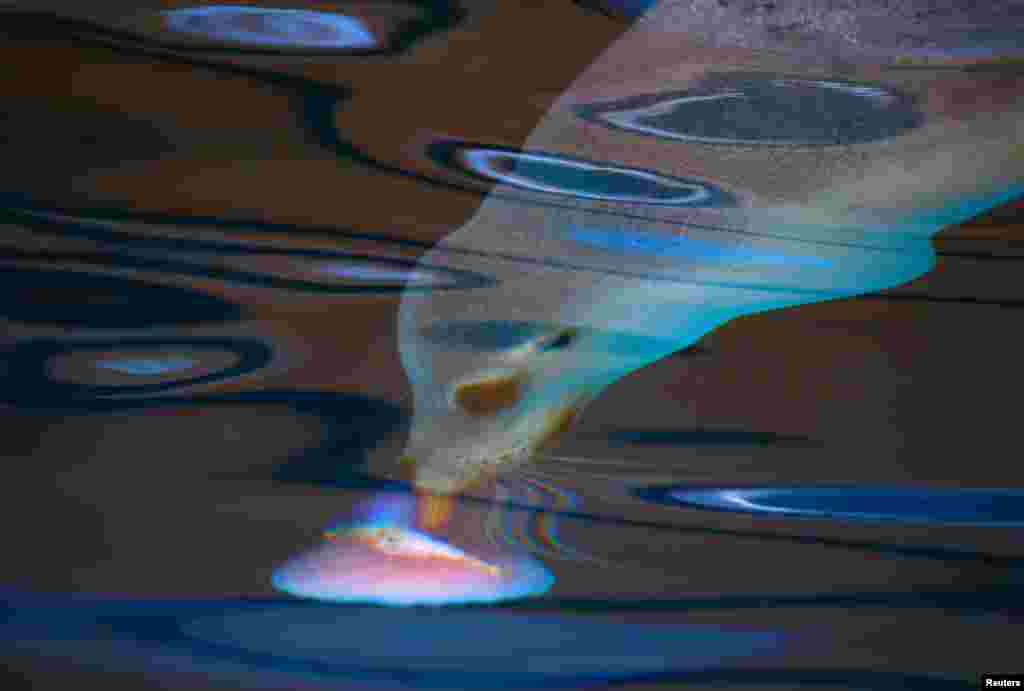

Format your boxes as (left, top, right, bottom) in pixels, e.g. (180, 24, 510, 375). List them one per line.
(160, 6, 377, 49)
(647, 486, 1024, 527)
(317, 261, 445, 286)
(568, 227, 831, 267)
(272, 519, 555, 607)
(94, 357, 195, 376)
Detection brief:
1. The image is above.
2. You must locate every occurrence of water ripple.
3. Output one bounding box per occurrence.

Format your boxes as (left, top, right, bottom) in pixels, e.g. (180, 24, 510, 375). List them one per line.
(427, 141, 736, 206)
(575, 74, 922, 146)
(0, 338, 272, 404)
(639, 485, 1024, 527)
(0, 267, 241, 328)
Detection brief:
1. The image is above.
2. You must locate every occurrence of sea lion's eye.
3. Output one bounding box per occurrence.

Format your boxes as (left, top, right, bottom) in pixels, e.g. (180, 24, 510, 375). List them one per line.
(537, 327, 578, 352)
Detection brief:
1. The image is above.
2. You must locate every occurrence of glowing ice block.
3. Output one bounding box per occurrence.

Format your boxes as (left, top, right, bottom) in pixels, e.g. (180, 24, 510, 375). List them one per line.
(272, 522, 553, 606)
(653, 486, 1024, 527)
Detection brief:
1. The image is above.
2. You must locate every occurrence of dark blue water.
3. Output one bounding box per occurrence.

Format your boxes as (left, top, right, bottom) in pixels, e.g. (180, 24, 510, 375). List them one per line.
(640, 486, 1024, 527)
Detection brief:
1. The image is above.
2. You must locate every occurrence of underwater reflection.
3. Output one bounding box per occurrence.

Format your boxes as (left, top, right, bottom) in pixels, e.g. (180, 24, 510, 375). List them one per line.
(393, 0, 1024, 514)
(1, 2, 1023, 688)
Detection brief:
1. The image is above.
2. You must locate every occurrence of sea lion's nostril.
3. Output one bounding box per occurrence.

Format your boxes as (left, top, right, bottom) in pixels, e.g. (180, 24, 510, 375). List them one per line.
(451, 368, 528, 416)
(530, 391, 594, 453)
